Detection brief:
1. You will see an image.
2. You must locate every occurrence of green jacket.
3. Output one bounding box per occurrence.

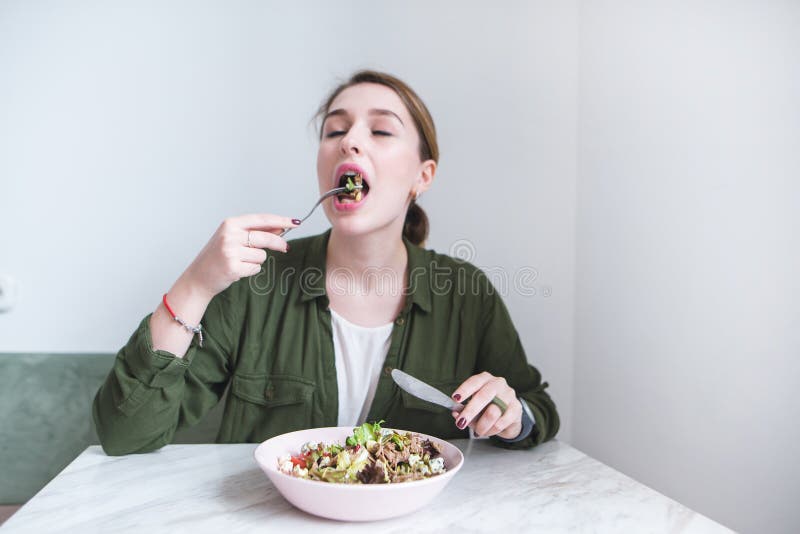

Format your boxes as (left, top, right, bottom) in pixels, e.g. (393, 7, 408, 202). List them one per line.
(93, 230, 559, 455)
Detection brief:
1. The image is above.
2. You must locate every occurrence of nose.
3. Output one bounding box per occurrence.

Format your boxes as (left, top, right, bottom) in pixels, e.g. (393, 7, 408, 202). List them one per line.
(340, 129, 361, 156)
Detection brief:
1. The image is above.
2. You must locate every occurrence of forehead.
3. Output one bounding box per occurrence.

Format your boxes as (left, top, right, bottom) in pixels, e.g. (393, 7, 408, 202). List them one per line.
(328, 83, 410, 122)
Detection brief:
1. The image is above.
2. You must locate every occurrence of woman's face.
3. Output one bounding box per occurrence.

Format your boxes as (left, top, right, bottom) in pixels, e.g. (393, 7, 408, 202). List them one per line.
(317, 82, 435, 237)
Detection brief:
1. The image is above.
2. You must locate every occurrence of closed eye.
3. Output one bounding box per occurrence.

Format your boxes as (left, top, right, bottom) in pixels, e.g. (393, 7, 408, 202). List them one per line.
(325, 130, 346, 138)
(373, 130, 392, 136)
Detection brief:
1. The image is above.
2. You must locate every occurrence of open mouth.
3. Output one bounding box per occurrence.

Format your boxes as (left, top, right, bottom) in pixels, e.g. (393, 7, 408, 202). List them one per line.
(336, 171, 370, 203)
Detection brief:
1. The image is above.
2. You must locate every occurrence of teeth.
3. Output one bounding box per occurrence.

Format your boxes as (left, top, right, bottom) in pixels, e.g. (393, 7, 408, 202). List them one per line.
(340, 171, 359, 182)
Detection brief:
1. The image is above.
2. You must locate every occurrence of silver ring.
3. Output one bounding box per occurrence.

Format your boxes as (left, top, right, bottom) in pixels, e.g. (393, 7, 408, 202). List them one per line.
(247, 231, 252, 248)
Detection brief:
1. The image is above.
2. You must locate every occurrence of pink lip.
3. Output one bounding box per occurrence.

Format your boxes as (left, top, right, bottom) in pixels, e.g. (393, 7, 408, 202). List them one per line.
(333, 162, 369, 189)
(332, 192, 368, 211)
(331, 162, 370, 212)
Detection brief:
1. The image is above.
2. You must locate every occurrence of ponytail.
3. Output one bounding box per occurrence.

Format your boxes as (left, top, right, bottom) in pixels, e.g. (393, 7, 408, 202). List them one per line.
(403, 201, 429, 247)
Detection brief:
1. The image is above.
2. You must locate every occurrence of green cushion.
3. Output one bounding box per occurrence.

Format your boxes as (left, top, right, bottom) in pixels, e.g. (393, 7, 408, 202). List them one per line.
(0, 353, 224, 504)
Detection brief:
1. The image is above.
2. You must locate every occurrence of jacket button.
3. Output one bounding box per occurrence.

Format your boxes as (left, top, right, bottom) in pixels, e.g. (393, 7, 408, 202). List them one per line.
(265, 386, 274, 400)
(395, 316, 405, 326)
(384, 366, 394, 376)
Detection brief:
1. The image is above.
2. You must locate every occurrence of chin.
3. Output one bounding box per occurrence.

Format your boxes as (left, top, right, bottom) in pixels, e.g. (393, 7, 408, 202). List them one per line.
(324, 202, 405, 239)
(330, 218, 373, 237)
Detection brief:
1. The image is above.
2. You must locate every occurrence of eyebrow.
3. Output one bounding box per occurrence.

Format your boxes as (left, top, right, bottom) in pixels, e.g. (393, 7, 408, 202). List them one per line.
(323, 108, 405, 127)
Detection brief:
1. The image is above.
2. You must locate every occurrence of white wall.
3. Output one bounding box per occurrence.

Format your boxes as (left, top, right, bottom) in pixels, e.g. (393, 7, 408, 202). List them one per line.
(0, 1, 577, 441)
(574, 2, 800, 533)
(4, 1, 797, 531)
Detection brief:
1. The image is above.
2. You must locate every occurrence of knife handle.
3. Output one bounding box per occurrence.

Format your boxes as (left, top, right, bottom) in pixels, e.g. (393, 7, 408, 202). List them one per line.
(456, 396, 507, 415)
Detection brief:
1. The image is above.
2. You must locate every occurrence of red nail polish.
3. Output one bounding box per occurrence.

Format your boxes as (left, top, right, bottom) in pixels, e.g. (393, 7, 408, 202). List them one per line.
(285, 244, 290, 252)
(457, 417, 466, 429)
(292, 219, 301, 225)
(452, 394, 461, 401)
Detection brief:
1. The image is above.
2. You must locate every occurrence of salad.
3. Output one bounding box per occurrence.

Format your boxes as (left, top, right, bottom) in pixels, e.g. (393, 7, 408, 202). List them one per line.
(277, 421, 446, 484)
(340, 172, 365, 202)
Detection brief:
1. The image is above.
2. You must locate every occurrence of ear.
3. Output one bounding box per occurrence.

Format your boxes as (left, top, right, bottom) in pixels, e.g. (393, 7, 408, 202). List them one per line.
(416, 159, 437, 194)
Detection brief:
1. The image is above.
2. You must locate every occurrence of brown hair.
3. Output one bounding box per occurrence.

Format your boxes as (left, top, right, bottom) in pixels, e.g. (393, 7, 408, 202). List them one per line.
(315, 70, 438, 246)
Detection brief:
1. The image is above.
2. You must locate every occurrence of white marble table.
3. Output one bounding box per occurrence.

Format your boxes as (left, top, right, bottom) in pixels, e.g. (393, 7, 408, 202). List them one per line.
(1, 440, 732, 533)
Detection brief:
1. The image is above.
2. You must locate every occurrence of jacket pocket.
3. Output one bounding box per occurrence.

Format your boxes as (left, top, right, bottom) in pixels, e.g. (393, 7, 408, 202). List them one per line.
(230, 373, 315, 440)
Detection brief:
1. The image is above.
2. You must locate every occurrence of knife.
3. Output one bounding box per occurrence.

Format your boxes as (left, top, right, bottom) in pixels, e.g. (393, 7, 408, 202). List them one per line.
(391, 368, 510, 417)
(391, 369, 465, 412)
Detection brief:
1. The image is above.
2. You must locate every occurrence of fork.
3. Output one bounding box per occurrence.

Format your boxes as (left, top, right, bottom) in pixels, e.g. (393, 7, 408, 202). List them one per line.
(280, 184, 364, 237)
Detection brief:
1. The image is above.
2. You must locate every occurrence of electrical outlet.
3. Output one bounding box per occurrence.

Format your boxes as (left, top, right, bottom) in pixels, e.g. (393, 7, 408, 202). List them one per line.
(0, 275, 18, 313)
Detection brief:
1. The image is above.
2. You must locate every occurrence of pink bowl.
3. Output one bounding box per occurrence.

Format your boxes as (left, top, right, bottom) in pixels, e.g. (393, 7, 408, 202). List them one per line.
(253, 426, 464, 522)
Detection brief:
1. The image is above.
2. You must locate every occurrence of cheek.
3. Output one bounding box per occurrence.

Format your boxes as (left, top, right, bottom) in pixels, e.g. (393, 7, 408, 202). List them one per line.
(383, 149, 421, 187)
(317, 143, 333, 164)
(317, 145, 335, 177)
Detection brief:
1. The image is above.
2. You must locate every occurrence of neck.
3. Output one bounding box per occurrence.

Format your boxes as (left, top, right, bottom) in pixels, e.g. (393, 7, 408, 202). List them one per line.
(327, 226, 408, 277)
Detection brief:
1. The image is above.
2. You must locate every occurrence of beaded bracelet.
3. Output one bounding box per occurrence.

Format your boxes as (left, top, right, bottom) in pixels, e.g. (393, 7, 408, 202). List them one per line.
(162, 293, 204, 347)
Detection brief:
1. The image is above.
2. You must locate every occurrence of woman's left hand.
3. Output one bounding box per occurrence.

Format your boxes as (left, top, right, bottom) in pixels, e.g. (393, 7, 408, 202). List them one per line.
(450, 372, 523, 439)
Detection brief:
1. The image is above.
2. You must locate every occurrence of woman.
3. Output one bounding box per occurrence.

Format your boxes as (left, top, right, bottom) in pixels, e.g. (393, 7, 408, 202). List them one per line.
(93, 70, 559, 455)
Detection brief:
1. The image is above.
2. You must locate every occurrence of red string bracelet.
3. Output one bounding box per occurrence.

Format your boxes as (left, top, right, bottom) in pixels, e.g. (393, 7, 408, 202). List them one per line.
(162, 293, 204, 347)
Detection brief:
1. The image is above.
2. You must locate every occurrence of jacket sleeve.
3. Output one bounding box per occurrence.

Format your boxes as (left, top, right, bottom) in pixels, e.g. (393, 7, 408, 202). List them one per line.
(476, 284, 560, 450)
(92, 285, 242, 455)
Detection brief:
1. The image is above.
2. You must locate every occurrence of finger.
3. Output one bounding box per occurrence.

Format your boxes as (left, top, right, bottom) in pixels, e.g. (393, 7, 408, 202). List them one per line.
(450, 371, 495, 405)
(483, 397, 523, 438)
(472, 403, 504, 436)
(455, 376, 506, 430)
(230, 213, 299, 232)
(240, 246, 268, 265)
(245, 230, 289, 252)
(240, 261, 263, 278)
(266, 226, 293, 236)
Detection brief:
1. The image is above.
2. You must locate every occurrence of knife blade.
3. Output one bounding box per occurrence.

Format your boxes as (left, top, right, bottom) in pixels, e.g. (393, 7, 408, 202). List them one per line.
(391, 369, 465, 412)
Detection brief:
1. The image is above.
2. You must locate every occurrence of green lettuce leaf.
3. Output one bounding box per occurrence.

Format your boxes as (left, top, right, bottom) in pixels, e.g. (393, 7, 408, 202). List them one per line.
(345, 420, 384, 447)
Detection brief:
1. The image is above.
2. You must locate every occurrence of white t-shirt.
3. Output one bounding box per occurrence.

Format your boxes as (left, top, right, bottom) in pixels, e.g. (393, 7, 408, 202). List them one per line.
(330, 309, 394, 427)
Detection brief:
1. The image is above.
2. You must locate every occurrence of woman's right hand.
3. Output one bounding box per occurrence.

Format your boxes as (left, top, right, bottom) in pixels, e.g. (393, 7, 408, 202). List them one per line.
(181, 213, 299, 299)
